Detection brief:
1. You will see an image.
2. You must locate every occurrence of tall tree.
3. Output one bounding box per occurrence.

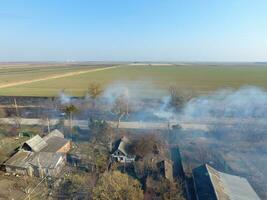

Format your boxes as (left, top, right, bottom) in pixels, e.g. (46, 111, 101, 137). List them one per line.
(63, 104, 78, 131)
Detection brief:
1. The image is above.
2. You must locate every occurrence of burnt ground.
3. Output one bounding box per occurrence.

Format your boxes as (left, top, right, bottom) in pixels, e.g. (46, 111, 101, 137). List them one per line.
(170, 127, 267, 199)
(1, 96, 266, 198)
(0, 96, 165, 121)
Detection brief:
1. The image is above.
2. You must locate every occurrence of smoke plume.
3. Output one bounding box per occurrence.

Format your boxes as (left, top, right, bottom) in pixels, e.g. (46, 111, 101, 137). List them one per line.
(180, 86, 267, 120)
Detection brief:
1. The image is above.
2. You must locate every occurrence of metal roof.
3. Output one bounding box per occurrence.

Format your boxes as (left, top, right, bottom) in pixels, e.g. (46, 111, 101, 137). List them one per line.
(193, 164, 261, 200)
(28, 152, 64, 169)
(43, 129, 64, 141)
(4, 151, 32, 168)
(117, 137, 130, 156)
(23, 135, 47, 152)
(41, 136, 69, 152)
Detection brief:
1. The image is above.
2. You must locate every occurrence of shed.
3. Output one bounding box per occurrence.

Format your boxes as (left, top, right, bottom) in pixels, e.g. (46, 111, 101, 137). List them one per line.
(28, 152, 65, 177)
(157, 160, 173, 182)
(5, 151, 32, 175)
(193, 164, 261, 200)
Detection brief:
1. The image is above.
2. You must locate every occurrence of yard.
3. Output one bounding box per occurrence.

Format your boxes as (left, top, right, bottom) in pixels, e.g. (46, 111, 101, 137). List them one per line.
(0, 171, 50, 200)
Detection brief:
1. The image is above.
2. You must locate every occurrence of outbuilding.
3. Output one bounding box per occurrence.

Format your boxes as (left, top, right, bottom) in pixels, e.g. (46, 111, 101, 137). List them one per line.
(4, 129, 70, 177)
(193, 164, 261, 200)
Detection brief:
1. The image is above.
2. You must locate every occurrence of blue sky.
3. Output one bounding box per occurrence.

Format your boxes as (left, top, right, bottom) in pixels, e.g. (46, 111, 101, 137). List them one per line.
(0, 0, 267, 62)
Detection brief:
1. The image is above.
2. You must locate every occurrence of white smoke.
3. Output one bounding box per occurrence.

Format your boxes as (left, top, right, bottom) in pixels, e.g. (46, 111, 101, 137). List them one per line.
(102, 84, 130, 105)
(181, 86, 267, 120)
(153, 96, 174, 120)
(58, 90, 72, 104)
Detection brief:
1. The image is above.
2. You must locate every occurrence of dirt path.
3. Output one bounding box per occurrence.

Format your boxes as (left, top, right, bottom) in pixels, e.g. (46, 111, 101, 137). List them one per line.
(0, 118, 209, 131)
(0, 66, 119, 89)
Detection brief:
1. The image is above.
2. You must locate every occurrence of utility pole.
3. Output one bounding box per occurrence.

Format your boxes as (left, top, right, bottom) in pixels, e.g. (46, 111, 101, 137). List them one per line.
(47, 117, 51, 133)
(14, 98, 19, 117)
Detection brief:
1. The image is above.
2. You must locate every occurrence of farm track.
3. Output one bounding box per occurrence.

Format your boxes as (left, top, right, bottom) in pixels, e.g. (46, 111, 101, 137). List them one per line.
(0, 66, 119, 89)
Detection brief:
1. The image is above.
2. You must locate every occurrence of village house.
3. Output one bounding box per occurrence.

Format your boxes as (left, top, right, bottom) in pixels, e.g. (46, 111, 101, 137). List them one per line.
(111, 137, 135, 163)
(193, 164, 261, 200)
(4, 129, 71, 178)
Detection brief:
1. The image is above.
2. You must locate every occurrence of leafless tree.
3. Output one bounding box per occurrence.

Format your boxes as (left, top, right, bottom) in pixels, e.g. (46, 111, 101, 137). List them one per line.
(87, 82, 103, 109)
(169, 86, 193, 110)
(111, 94, 129, 128)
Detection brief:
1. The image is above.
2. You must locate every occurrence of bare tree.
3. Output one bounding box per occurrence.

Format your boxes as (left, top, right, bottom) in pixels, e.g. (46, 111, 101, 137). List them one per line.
(111, 94, 129, 128)
(169, 86, 193, 110)
(87, 82, 103, 109)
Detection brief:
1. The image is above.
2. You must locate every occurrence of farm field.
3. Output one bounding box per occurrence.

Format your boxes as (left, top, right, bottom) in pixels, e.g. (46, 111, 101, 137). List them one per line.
(0, 63, 110, 85)
(0, 63, 267, 97)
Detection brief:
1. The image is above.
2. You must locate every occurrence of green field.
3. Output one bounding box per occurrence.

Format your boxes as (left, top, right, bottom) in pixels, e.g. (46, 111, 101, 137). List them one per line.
(0, 64, 100, 85)
(0, 63, 267, 97)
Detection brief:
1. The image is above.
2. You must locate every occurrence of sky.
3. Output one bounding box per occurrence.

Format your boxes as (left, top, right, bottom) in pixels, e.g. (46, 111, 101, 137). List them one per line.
(0, 0, 267, 62)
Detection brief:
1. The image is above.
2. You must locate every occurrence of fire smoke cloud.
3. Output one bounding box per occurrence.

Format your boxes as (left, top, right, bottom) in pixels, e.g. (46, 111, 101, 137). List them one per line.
(180, 86, 267, 120)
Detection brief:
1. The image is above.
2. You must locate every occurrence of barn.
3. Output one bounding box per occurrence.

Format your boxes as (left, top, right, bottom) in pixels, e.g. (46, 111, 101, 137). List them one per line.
(4, 129, 70, 177)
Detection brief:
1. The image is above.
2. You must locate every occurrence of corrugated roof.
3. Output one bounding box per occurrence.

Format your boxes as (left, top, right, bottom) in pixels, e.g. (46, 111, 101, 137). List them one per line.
(5, 151, 33, 168)
(43, 129, 64, 141)
(207, 164, 261, 200)
(41, 136, 69, 152)
(23, 135, 47, 152)
(193, 164, 261, 200)
(28, 152, 64, 169)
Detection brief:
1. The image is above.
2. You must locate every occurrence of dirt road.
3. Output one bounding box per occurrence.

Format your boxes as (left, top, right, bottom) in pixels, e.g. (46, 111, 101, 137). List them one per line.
(1, 117, 266, 131)
(0, 118, 267, 131)
(0, 66, 119, 89)
(0, 118, 209, 131)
